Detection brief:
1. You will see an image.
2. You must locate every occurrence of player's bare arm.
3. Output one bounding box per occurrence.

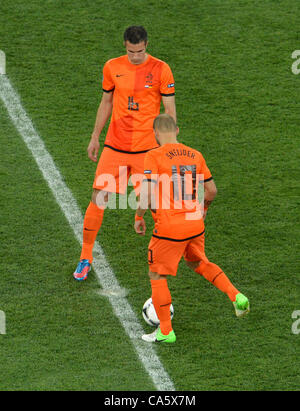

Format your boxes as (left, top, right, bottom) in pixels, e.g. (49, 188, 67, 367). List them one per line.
(88, 91, 113, 162)
(162, 95, 177, 124)
(134, 179, 155, 235)
(203, 179, 217, 219)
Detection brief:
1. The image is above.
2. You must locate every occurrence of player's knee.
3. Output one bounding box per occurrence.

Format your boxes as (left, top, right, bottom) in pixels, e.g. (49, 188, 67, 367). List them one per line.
(92, 189, 109, 208)
(148, 270, 164, 281)
(196, 261, 222, 283)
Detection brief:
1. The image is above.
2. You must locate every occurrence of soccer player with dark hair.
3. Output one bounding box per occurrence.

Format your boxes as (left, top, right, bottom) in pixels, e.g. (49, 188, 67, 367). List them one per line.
(134, 114, 250, 343)
(74, 26, 176, 280)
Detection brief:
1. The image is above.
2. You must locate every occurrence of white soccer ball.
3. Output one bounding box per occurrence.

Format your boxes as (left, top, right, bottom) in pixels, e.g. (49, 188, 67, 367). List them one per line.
(142, 297, 174, 327)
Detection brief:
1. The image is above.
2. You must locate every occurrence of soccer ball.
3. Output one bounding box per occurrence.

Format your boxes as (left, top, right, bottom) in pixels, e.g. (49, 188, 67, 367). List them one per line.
(142, 297, 174, 327)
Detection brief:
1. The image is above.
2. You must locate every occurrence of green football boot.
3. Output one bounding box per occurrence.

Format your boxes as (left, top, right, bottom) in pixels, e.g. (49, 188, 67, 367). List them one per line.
(142, 327, 176, 343)
(233, 293, 250, 317)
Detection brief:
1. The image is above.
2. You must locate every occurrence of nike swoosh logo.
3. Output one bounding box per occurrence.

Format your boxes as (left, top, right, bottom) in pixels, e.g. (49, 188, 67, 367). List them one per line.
(116, 74, 125, 77)
(84, 228, 96, 231)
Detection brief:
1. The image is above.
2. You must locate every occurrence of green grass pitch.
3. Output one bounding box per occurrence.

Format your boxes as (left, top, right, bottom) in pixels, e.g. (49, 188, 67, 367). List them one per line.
(0, 0, 299, 390)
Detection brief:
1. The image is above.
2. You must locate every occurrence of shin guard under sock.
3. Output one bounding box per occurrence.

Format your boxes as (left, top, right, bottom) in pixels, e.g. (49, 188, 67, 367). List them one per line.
(80, 202, 104, 263)
(151, 279, 173, 335)
(196, 261, 239, 302)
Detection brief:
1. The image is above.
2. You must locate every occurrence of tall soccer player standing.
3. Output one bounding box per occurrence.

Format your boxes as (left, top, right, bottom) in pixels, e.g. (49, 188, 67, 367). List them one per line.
(134, 114, 250, 343)
(74, 26, 176, 280)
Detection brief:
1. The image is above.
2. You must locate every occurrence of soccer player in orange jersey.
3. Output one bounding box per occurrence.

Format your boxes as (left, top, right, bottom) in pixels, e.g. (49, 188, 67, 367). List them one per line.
(74, 26, 177, 280)
(134, 114, 250, 343)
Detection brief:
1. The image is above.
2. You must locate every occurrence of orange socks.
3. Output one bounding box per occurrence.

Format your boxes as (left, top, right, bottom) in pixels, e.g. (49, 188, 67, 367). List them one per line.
(80, 202, 104, 263)
(196, 261, 239, 302)
(151, 279, 173, 335)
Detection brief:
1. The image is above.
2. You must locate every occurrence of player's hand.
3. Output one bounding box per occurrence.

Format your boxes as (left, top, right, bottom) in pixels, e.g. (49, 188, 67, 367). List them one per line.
(87, 136, 100, 162)
(134, 219, 146, 235)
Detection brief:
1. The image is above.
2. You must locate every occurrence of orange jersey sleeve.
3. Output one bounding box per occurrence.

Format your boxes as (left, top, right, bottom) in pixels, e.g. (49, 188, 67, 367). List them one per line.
(144, 150, 159, 180)
(198, 154, 212, 183)
(101, 55, 176, 153)
(102, 60, 115, 93)
(159, 63, 175, 96)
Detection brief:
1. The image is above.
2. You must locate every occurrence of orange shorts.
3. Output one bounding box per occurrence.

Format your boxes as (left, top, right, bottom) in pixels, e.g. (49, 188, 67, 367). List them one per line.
(93, 146, 147, 194)
(148, 231, 208, 276)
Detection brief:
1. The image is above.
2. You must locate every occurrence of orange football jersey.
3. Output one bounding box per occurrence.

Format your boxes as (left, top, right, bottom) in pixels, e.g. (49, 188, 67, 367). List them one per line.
(144, 143, 213, 240)
(102, 54, 175, 153)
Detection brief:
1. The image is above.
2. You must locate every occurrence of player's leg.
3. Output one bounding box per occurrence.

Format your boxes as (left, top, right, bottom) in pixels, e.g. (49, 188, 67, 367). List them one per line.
(189, 259, 240, 301)
(73, 147, 130, 280)
(142, 238, 184, 343)
(73, 189, 108, 281)
(142, 271, 176, 343)
(149, 271, 173, 337)
(184, 235, 250, 316)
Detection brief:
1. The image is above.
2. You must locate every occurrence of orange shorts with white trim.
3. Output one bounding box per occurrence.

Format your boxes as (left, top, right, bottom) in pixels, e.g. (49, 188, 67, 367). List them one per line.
(93, 146, 147, 195)
(148, 231, 208, 276)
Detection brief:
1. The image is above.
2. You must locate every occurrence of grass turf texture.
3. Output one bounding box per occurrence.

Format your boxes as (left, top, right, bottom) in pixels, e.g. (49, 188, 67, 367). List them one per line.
(0, 0, 299, 390)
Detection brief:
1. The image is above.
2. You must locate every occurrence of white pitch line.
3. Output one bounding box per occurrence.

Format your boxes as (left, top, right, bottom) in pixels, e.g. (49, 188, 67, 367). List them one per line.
(0, 73, 175, 391)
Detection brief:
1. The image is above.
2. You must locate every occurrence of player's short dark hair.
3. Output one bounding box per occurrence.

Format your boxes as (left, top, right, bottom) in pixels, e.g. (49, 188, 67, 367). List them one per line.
(123, 26, 148, 44)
